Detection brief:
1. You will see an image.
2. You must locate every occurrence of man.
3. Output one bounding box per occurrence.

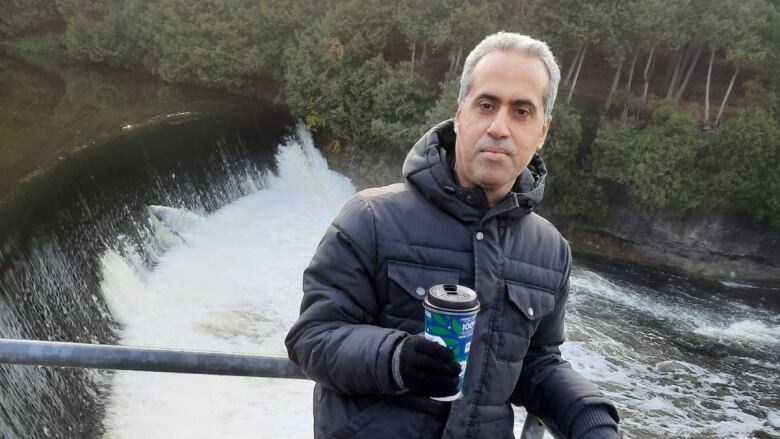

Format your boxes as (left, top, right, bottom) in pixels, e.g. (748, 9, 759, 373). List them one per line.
(286, 32, 619, 438)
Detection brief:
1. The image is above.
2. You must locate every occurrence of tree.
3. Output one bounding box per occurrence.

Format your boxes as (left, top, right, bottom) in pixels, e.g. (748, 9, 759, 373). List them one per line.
(543, 102, 609, 221)
(591, 118, 640, 186)
(710, 106, 780, 227)
(591, 101, 706, 212)
(599, 0, 638, 115)
(394, 0, 444, 75)
(56, 0, 147, 67)
(715, 1, 772, 127)
(283, 0, 434, 156)
(436, 0, 507, 72)
(532, 0, 620, 103)
(0, 0, 61, 36)
(627, 102, 705, 210)
(698, 0, 770, 128)
(424, 71, 460, 127)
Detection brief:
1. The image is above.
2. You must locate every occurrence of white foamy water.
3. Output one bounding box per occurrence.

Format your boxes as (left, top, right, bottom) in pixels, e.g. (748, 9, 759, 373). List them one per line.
(100, 125, 354, 438)
(566, 267, 779, 438)
(570, 267, 780, 347)
(694, 320, 780, 345)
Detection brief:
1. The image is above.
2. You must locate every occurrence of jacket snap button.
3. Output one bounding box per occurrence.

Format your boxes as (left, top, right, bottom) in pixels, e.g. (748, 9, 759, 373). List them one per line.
(528, 307, 534, 317)
(475, 232, 484, 241)
(416, 287, 426, 296)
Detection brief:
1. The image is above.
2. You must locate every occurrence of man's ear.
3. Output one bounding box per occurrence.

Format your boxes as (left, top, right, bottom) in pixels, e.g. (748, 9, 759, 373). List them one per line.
(537, 115, 552, 150)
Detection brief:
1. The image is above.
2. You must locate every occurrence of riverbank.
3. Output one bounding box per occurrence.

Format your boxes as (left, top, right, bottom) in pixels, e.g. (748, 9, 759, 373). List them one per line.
(562, 226, 780, 287)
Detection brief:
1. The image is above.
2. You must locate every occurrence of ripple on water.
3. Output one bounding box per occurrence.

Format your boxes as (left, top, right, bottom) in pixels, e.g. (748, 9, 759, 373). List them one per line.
(564, 266, 779, 438)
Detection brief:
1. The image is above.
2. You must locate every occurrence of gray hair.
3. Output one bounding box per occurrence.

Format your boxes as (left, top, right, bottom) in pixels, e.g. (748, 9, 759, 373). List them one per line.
(458, 32, 560, 119)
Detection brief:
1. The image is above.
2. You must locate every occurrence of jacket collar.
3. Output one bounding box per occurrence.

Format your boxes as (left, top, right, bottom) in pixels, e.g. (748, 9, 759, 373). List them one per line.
(402, 119, 546, 225)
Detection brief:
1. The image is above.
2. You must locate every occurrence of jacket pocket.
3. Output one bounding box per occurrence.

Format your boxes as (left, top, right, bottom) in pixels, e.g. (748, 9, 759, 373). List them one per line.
(387, 260, 460, 301)
(495, 281, 556, 363)
(384, 261, 460, 330)
(505, 280, 555, 322)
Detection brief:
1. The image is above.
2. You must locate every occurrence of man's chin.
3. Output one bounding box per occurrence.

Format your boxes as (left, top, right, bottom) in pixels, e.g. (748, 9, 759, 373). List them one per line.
(473, 175, 515, 193)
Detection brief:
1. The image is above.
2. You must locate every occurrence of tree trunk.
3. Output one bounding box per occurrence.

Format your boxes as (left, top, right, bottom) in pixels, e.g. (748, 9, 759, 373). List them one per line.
(673, 41, 703, 103)
(642, 45, 655, 106)
(411, 41, 416, 76)
(625, 46, 640, 94)
(716, 68, 739, 128)
(604, 56, 625, 114)
(452, 46, 463, 71)
(703, 48, 716, 128)
(567, 46, 587, 103)
(661, 47, 678, 94)
(564, 45, 583, 86)
(666, 43, 691, 98)
(622, 46, 640, 117)
(421, 40, 428, 63)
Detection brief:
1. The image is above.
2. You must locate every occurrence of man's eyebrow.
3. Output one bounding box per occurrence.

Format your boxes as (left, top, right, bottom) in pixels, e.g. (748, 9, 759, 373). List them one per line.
(475, 93, 500, 102)
(510, 99, 536, 109)
(475, 93, 537, 110)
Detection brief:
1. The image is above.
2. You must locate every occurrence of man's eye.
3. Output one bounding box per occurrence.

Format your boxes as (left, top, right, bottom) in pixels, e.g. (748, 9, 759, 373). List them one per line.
(479, 103, 493, 111)
(515, 108, 530, 117)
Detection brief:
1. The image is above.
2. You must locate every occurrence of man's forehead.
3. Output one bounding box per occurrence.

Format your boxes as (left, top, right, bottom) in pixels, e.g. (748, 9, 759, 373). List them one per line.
(468, 50, 548, 104)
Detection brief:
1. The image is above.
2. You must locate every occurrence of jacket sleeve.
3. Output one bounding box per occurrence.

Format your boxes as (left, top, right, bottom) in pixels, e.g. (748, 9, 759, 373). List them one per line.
(510, 243, 619, 438)
(285, 195, 406, 395)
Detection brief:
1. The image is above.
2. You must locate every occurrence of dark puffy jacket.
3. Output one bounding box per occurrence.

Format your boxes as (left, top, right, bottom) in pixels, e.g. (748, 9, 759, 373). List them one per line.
(286, 120, 618, 438)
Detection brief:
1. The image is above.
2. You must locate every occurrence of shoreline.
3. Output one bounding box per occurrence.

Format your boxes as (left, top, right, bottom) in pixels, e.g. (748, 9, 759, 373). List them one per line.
(561, 225, 780, 287)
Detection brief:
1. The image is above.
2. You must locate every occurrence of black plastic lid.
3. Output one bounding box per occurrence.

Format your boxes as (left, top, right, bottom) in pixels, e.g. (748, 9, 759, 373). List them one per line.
(424, 284, 479, 312)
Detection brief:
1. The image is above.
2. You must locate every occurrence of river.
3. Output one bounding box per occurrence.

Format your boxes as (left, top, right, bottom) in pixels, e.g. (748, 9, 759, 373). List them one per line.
(0, 51, 778, 438)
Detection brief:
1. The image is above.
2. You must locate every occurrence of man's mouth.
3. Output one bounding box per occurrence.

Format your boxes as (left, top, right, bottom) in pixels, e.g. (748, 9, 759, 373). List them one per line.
(480, 147, 511, 156)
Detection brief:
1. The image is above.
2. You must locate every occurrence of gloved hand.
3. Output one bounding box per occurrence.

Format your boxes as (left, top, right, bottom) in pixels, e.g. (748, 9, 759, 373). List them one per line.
(397, 334, 461, 397)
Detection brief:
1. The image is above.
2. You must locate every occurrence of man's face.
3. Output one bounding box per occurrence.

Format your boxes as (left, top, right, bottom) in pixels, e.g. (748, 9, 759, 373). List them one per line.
(453, 50, 552, 205)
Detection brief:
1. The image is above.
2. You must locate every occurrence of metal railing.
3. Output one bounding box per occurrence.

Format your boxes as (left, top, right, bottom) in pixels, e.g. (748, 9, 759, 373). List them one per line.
(0, 338, 305, 378)
(0, 338, 545, 438)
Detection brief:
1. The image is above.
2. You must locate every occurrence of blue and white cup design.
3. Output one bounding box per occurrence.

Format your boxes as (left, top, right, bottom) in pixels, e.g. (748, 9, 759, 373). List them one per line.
(423, 284, 479, 401)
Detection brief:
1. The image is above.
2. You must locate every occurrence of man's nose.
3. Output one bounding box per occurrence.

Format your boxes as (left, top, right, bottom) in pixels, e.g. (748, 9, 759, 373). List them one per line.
(486, 109, 510, 139)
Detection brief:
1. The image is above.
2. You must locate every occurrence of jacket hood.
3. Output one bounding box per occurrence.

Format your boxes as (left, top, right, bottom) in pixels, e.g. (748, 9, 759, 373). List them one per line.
(402, 119, 547, 224)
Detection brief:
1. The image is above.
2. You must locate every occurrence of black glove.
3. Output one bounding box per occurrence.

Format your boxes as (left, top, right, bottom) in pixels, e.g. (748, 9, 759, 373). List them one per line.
(398, 334, 461, 397)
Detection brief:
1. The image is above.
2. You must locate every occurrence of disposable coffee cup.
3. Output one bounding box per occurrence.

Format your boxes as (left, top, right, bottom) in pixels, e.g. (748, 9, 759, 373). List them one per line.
(423, 284, 480, 401)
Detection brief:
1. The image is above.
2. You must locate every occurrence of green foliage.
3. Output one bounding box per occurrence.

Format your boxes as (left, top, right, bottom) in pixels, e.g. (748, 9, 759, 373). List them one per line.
(60, 0, 145, 66)
(2, 35, 60, 56)
(282, 0, 435, 155)
(394, 0, 445, 48)
(0, 0, 60, 36)
(367, 61, 437, 151)
(590, 101, 706, 213)
(54, 0, 311, 88)
(711, 107, 780, 227)
(542, 102, 609, 221)
(424, 71, 460, 126)
(147, 0, 269, 87)
(439, 0, 507, 50)
(701, 0, 771, 66)
(628, 102, 705, 210)
(544, 102, 583, 172)
(591, 118, 640, 186)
